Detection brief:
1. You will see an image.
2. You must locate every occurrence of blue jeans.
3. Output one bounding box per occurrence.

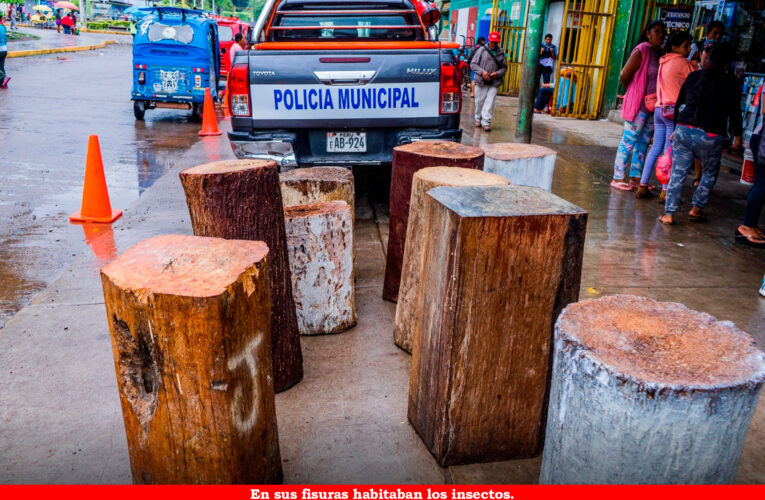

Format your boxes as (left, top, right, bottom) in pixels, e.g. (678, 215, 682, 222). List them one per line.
(641, 108, 674, 187)
(613, 110, 654, 180)
(664, 125, 724, 215)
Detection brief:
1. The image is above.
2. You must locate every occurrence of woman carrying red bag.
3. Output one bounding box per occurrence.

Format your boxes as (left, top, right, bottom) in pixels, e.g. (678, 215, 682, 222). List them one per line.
(638, 31, 696, 201)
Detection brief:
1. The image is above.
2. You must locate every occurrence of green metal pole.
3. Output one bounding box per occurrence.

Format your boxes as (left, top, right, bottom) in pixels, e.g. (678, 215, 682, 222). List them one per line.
(601, 0, 637, 118)
(514, 0, 548, 143)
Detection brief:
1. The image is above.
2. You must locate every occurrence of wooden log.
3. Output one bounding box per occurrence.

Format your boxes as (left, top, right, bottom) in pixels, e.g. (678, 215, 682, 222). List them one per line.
(179, 160, 302, 393)
(393, 167, 510, 353)
(383, 141, 484, 302)
(540, 295, 765, 484)
(100, 234, 282, 484)
(284, 201, 355, 335)
(279, 167, 355, 223)
(407, 185, 588, 466)
(482, 143, 557, 191)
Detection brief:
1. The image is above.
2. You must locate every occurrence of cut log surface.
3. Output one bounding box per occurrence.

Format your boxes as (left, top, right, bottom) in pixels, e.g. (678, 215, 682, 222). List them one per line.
(383, 141, 484, 302)
(179, 160, 302, 393)
(284, 201, 355, 335)
(482, 143, 557, 192)
(100, 235, 282, 484)
(408, 185, 588, 466)
(279, 167, 355, 222)
(393, 167, 509, 353)
(540, 295, 765, 485)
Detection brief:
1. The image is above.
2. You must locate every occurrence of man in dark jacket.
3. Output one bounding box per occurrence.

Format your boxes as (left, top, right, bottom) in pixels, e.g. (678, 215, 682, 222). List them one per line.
(469, 31, 507, 131)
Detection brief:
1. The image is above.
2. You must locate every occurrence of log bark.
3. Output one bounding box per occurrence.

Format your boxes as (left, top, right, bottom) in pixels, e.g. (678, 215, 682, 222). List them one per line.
(407, 185, 588, 466)
(100, 234, 283, 484)
(280, 167, 355, 223)
(540, 295, 765, 484)
(284, 201, 355, 335)
(383, 141, 484, 302)
(179, 160, 302, 393)
(482, 143, 557, 191)
(393, 167, 509, 353)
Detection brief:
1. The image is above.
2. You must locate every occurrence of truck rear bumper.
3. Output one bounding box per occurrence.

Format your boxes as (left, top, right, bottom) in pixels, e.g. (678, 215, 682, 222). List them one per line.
(228, 127, 463, 168)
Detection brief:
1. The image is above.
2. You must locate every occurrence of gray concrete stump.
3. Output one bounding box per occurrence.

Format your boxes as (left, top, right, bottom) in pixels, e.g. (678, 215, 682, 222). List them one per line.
(284, 201, 355, 335)
(482, 143, 556, 191)
(540, 295, 765, 484)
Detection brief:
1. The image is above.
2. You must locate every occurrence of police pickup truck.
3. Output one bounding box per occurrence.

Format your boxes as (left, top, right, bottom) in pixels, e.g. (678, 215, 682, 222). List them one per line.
(226, 0, 462, 169)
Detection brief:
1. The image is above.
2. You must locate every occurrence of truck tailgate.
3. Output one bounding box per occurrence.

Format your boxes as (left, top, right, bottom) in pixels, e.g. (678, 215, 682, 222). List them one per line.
(246, 49, 442, 129)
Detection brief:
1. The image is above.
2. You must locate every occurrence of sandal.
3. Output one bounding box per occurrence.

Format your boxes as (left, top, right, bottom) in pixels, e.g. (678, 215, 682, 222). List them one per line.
(688, 210, 708, 222)
(628, 177, 641, 190)
(659, 214, 675, 225)
(610, 179, 632, 191)
(735, 228, 765, 248)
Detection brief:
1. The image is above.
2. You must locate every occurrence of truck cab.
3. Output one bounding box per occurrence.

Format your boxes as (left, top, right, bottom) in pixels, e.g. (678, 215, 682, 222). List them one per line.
(227, 0, 461, 169)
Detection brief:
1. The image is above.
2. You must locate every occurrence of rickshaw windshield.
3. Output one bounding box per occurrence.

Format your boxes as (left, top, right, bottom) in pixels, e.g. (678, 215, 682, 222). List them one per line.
(146, 22, 195, 44)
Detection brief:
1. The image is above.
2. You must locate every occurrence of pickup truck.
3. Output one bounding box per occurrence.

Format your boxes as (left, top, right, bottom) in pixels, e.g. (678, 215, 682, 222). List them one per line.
(226, 0, 462, 169)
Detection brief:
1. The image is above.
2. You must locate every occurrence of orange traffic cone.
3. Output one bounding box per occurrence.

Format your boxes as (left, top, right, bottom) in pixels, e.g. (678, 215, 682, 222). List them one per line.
(69, 135, 123, 224)
(221, 74, 231, 117)
(198, 87, 222, 136)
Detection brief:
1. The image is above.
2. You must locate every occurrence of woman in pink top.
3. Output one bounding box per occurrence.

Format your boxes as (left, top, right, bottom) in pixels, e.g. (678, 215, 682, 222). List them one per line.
(639, 31, 696, 200)
(611, 21, 665, 192)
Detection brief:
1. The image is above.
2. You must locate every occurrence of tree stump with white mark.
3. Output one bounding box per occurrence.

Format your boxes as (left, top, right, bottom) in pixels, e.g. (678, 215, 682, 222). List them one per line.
(540, 295, 765, 485)
(284, 201, 355, 335)
(482, 143, 557, 191)
(393, 167, 509, 353)
(408, 185, 588, 466)
(100, 235, 282, 484)
(179, 160, 302, 393)
(280, 167, 355, 223)
(383, 141, 484, 302)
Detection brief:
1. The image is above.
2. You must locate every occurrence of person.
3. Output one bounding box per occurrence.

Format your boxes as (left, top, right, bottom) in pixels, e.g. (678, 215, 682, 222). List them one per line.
(736, 103, 765, 246)
(9, 8, 16, 30)
(611, 21, 665, 191)
(61, 12, 72, 34)
(689, 20, 724, 62)
(539, 34, 557, 80)
(466, 36, 485, 98)
(55, 8, 62, 34)
(229, 32, 246, 65)
(71, 11, 77, 33)
(638, 30, 695, 200)
(0, 16, 8, 88)
(469, 30, 507, 132)
(130, 19, 137, 38)
(659, 43, 742, 225)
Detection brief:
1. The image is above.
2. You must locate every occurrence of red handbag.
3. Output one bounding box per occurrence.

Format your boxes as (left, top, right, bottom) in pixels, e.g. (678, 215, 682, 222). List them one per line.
(656, 146, 673, 185)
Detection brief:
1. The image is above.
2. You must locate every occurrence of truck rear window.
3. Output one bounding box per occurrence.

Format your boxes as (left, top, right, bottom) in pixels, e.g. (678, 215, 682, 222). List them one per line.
(270, 13, 421, 41)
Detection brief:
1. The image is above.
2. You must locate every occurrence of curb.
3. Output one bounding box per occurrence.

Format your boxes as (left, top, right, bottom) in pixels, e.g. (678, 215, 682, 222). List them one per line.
(7, 40, 116, 58)
(81, 28, 132, 36)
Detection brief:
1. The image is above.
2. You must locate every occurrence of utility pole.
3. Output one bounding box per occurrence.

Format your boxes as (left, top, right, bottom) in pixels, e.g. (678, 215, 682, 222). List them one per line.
(515, 0, 549, 144)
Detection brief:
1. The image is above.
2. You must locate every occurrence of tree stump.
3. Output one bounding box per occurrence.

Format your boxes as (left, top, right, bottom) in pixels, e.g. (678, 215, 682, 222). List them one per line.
(540, 295, 765, 485)
(407, 185, 588, 466)
(279, 167, 355, 223)
(393, 167, 509, 353)
(383, 141, 484, 302)
(100, 235, 283, 484)
(179, 160, 302, 393)
(482, 143, 557, 192)
(284, 201, 355, 335)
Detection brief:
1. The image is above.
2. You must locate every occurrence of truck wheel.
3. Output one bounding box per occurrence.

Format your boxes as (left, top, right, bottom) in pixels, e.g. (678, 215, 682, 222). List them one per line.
(133, 101, 146, 121)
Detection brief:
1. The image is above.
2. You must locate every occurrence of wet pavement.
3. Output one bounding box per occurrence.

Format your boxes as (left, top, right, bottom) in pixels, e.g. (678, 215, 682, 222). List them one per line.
(1, 43, 764, 483)
(7, 27, 118, 53)
(0, 39, 220, 327)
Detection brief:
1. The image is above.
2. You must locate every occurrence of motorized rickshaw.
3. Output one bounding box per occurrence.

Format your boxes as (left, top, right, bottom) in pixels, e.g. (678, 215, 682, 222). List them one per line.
(131, 7, 221, 120)
(209, 15, 251, 80)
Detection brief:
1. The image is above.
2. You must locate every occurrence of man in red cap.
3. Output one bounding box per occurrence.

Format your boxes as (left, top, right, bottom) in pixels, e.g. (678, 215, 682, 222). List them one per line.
(469, 30, 507, 131)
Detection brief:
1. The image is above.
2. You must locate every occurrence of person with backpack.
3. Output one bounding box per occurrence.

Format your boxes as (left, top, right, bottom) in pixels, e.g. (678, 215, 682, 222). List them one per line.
(469, 31, 507, 132)
(466, 37, 485, 98)
(659, 43, 742, 225)
(638, 30, 696, 201)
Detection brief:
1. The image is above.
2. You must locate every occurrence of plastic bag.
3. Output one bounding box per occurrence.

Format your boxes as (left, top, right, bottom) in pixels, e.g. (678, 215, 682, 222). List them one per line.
(656, 146, 672, 185)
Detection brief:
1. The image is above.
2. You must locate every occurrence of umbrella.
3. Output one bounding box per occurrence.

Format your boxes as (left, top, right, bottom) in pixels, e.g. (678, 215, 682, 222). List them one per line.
(53, 1, 78, 10)
(32, 5, 52, 11)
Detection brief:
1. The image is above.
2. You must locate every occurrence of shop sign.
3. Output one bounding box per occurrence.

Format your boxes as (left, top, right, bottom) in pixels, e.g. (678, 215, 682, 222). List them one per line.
(660, 8, 693, 31)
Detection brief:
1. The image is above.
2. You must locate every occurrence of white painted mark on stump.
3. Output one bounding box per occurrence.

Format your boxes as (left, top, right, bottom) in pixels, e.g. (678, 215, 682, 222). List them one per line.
(227, 334, 264, 435)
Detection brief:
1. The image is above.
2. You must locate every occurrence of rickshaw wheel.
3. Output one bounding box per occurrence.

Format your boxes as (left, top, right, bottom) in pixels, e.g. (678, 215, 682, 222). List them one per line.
(190, 103, 203, 122)
(133, 101, 146, 121)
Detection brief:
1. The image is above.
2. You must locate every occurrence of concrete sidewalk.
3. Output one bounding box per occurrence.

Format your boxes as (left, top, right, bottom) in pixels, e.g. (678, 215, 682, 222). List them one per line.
(6, 28, 121, 57)
(1, 98, 764, 484)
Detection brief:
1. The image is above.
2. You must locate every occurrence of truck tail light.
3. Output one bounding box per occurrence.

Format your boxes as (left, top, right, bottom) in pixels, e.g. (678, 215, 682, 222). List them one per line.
(228, 62, 251, 117)
(440, 62, 461, 114)
(138, 72, 146, 85)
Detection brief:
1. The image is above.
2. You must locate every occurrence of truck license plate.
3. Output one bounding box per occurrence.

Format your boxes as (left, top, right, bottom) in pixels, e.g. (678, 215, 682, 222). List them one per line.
(327, 132, 366, 153)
